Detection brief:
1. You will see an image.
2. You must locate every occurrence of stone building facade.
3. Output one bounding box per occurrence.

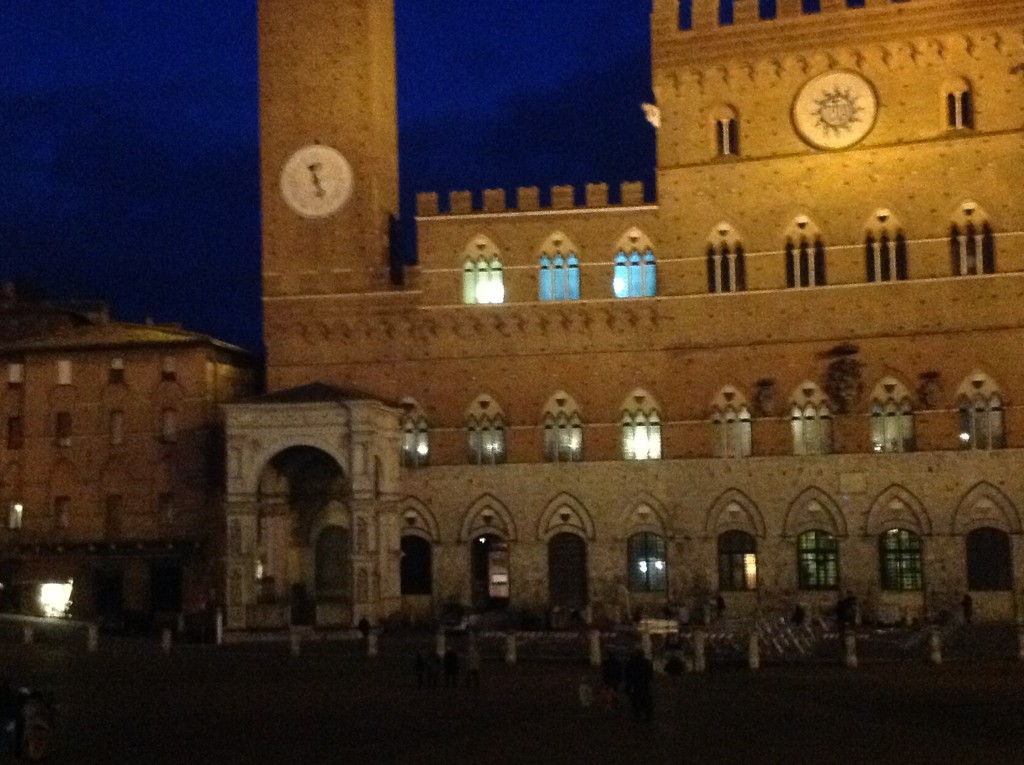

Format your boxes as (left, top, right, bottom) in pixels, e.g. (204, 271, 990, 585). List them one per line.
(227, 0, 1024, 635)
(0, 286, 254, 625)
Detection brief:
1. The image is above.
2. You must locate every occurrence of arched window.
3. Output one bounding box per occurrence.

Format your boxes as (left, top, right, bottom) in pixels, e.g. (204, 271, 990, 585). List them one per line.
(869, 378, 914, 453)
(542, 391, 583, 462)
(864, 210, 908, 282)
(784, 217, 825, 288)
(956, 372, 1005, 450)
(712, 105, 740, 156)
(462, 236, 504, 304)
(790, 383, 832, 456)
(879, 528, 923, 591)
(466, 394, 507, 465)
(945, 78, 974, 130)
(612, 229, 656, 298)
(711, 385, 752, 457)
(400, 399, 430, 468)
(627, 532, 667, 592)
(400, 535, 433, 595)
(621, 389, 662, 460)
(718, 530, 756, 591)
(950, 203, 995, 276)
(797, 530, 839, 590)
(538, 232, 580, 301)
(965, 527, 1012, 591)
(706, 223, 746, 293)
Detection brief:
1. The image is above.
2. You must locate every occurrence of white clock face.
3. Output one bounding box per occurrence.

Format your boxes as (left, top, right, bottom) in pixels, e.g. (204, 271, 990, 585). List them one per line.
(793, 71, 878, 151)
(279, 144, 354, 218)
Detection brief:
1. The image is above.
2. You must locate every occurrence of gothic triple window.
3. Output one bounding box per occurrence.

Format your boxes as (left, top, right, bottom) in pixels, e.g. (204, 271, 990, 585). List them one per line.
(467, 394, 506, 465)
(784, 218, 825, 288)
(612, 228, 657, 298)
(950, 203, 995, 276)
(400, 399, 430, 468)
(790, 383, 832, 456)
(542, 391, 583, 462)
(621, 389, 662, 461)
(706, 224, 746, 293)
(945, 79, 974, 130)
(711, 386, 751, 457)
(869, 378, 915, 453)
(538, 233, 580, 301)
(462, 236, 504, 305)
(956, 373, 1005, 450)
(865, 210, 908, 282)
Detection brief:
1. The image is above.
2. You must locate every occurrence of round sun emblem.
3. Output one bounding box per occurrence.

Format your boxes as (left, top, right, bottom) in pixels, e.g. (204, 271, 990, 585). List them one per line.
(794, 71, 877, 150)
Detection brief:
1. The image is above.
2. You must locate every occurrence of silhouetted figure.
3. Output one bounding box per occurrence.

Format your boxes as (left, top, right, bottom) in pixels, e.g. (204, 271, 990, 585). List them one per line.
(961, 593, 974, 624)
(623, 649, 654, 722)
(599, 651, 623, 709)
(443, 647, 459, 688)
(715, 594, 726, 621)
(357, 617, 370, 640)
(791, 603, 806, 627)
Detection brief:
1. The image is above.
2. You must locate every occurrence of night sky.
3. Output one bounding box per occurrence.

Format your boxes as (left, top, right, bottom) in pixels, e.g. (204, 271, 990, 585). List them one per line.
(1, 1, 656, 353)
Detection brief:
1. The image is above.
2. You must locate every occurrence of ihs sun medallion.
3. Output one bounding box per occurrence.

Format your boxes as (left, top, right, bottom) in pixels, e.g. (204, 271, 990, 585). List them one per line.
(811, 87, 863, 136)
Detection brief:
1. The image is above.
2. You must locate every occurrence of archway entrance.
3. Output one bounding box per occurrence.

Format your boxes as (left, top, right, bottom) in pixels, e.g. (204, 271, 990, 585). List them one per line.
(470, 534, 509, 610)
(547, 532, 588, 612)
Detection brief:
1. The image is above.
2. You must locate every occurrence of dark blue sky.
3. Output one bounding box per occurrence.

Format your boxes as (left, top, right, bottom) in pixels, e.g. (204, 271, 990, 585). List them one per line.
(1, 1, 655, 352)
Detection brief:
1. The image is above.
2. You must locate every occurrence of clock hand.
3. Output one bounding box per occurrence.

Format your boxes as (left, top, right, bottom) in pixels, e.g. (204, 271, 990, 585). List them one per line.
(307, 163, 326, 198)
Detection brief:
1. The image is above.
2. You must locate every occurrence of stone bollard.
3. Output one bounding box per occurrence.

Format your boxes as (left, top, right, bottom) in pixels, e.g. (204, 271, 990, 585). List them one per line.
(290, 629, 301, 657)
(843, 631, 858, 668)
(505, 632, 517, 665)
(588, 629, 602, 667)
(22, 625, 33, 645)
(928, 628, 942, 665)
(747, 631, 760, 671)
(161, 627, 173, 655)
(641, 626, 653, 661)
(435, 628, 446, 658)
(87, 623, 99, 653)
(215, 609, 224, 646)
(693, 630, 707, 673)
(367, 629, 379, 658)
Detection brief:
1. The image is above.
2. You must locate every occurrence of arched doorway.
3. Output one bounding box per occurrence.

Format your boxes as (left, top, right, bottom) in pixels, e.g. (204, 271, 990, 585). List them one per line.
(547, 532, 588, 612)
(470, 534, 509, 610)
(400, 535, 432, 596)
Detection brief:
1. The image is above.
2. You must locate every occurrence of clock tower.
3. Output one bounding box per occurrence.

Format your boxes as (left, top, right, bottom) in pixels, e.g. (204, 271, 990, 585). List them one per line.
(258, 0, 399, 313)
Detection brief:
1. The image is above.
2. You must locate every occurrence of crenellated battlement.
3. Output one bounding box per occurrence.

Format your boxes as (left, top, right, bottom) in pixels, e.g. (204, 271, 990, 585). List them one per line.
(416, 182, 648, 218)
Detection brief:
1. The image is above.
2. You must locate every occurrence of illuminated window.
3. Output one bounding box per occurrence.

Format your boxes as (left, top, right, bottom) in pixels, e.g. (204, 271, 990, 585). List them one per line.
(467, 394, 506, 465)
(55, 411, 72, 447)
(879, 529, 923, 591)
(711, 386, 752, 457)
(538, 233, 580, 301)
(628, 532, 667, 592)
(621, 390, 661, 460)
(949, 203, 995, 276)
(7, 416, 24, 450)
(790, 383, 832, 455)
(797, 530, 839, 590)
(7, 502, 24, 530)
(56, 359, 72, 386)
(109, 357, 125, 385)
(718, 530, 756, 591)
(461, 235, 504, 305)
(542, 391, 583, 462)
(612, 228, 656, 298)
(870, 378, 914, 453)
(712, 106, 740, 156)
(400, 399, 430, 468)
(7, 361, 24, 387)
(956, 372, 1004, 450)
(706, 223, 746, 293)
(965, 527, 1011, 591)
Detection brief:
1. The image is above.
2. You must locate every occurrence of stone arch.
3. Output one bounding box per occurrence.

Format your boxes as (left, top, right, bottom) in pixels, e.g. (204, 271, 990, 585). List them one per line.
(459, 493, 517, 542)
(619, 492, 670, 539)
(865, 484, 932, 536)
(537, 230, 580, 258)
(538, 492, 595, 541)
(705, 488, 765, 538)
(249, 438, 349, 497)
(397, 496, 440, 542)
(953, 482, 1022, 534)
(783, 486, 847, 538)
